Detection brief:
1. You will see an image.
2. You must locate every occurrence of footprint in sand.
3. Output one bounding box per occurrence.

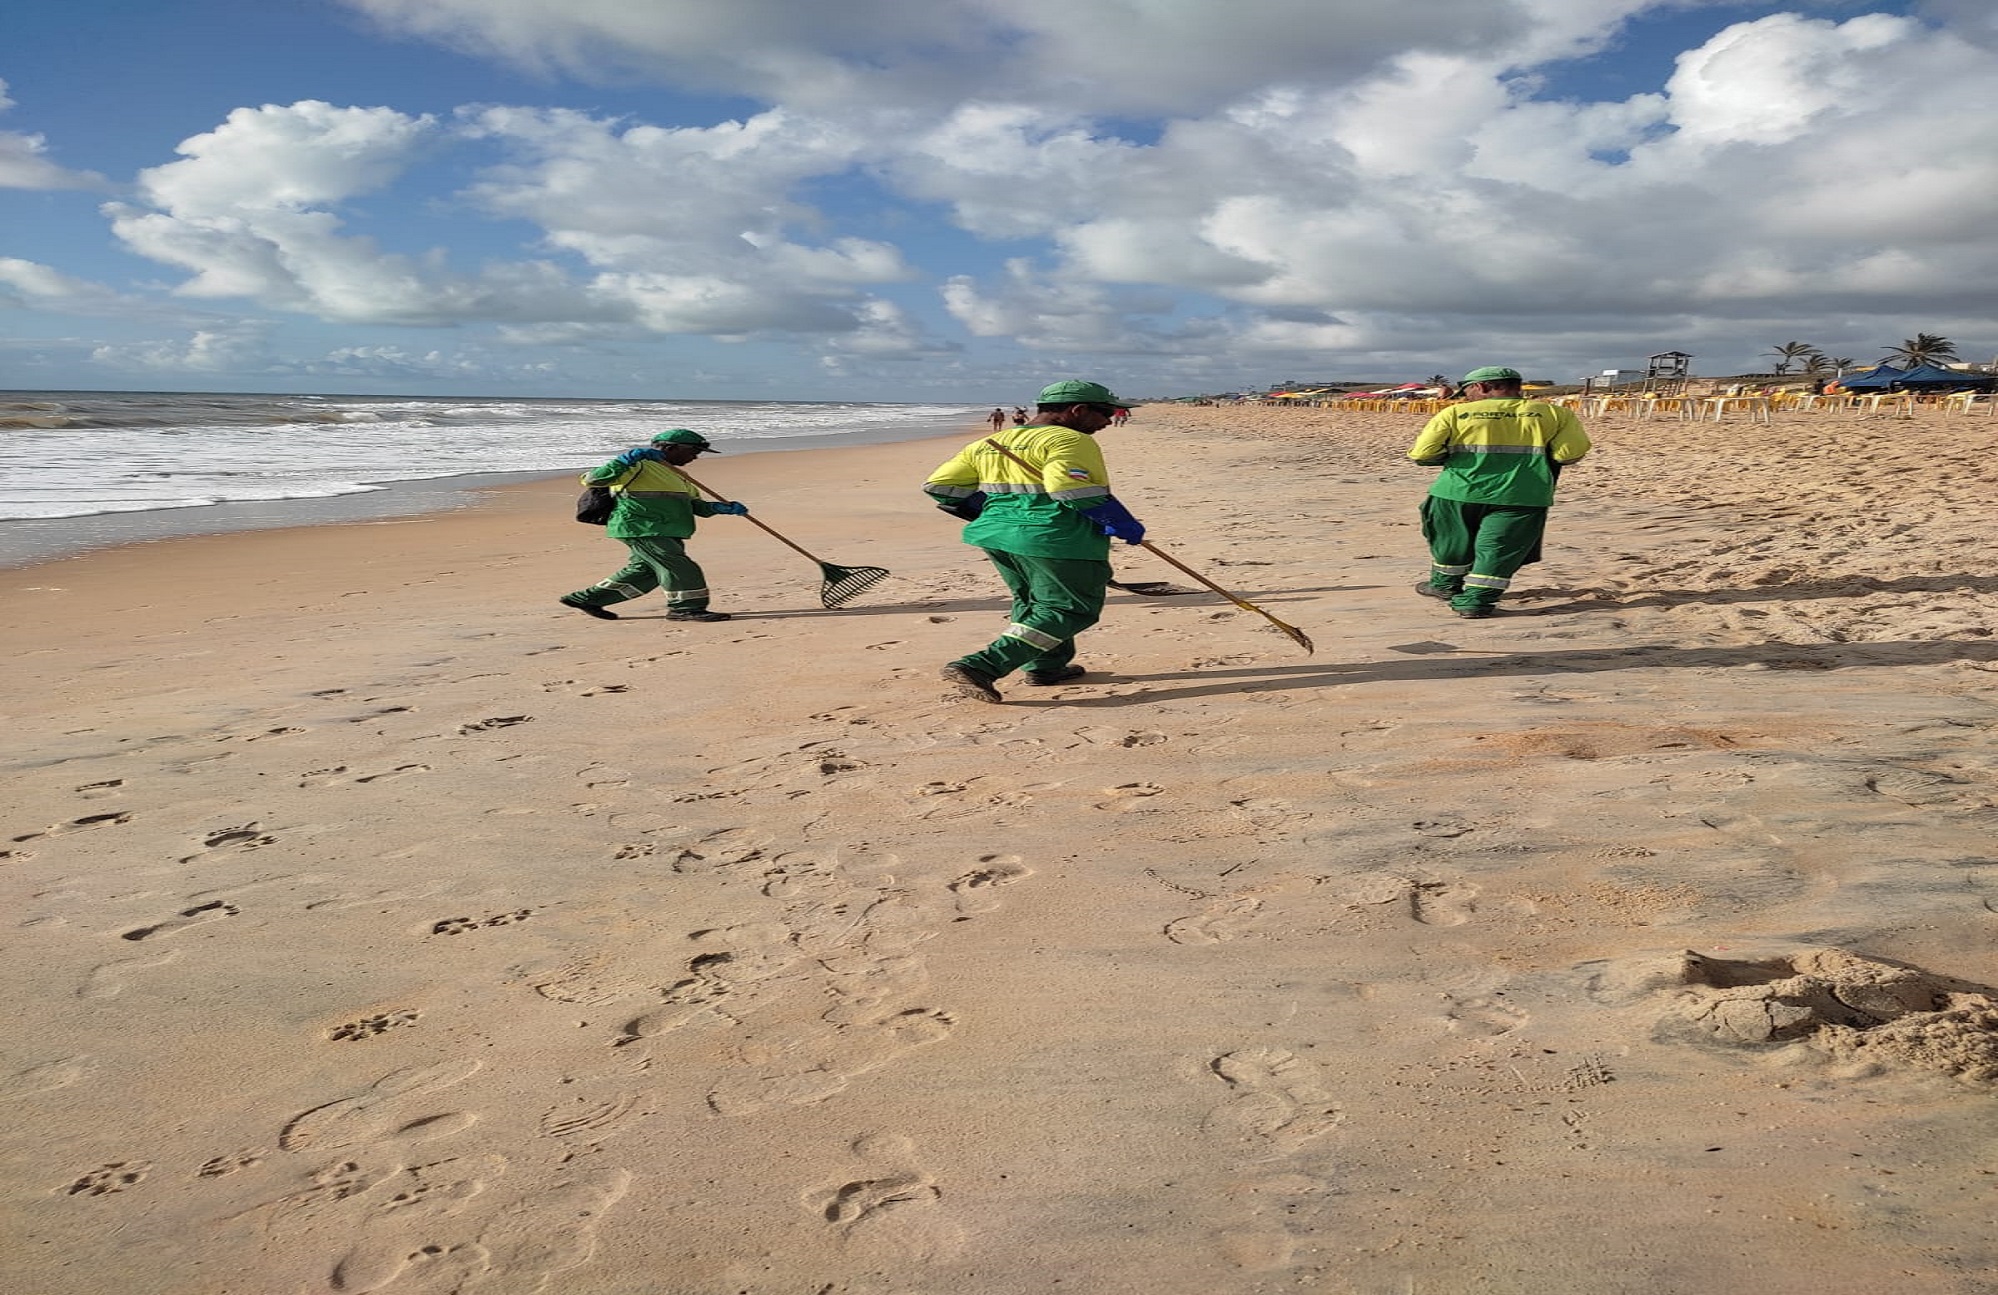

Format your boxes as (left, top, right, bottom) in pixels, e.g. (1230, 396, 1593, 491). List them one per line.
(328, 1010, 421, 1042)
(706, 1008, 958, 1116)
(947, 855, 1032, 915)
(256, 1153, 515, 1291)
(354, 764, 430, 784)
(196, 1148, 267, 1178)
(803, 1133, 964, 1263)
(77, 949, 181, 999)
(61, 1161, 151, 1197)
(344, 705, 414, 724)
(538, 1094, 638, 1140)
(1210, 1172, 1328, 1273)
(120, 900, 240, 942)
(614, 990, 725, 1048)
(278, 1060, 483, 1153)
(1441, 994, 1528, 1036)
(428, 910, 534, 937)
(457, 716, 532, 734)
(1201, 1047, 1345, 1159)
(0, 1055, 96, 1100)
(526, 955, 648, 1007)
(11, 811, 133, 842)
(576, 764, 633, 789)
(1094, 782, 1167, 811)
(178, 824, 277, 862)
(1165, 897, 1263, 946)
(1410, 878, 1479, 927)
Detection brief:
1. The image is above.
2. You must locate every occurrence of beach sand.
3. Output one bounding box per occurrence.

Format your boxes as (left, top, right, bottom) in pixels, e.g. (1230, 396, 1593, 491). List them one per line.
(4, 403, 1996, 1294)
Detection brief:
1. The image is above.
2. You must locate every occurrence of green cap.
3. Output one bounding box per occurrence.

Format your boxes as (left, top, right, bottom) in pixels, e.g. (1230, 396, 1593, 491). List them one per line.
(1460, 366, 1523, 385)
(650, 428, 718, 452)
(1037, 379, 1124, 407)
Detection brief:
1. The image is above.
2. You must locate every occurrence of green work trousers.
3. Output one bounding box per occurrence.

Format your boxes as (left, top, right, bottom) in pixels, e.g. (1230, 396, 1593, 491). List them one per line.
(1419, 496, 1548, 612)
(566, 535, 712, 611)
(954, 550, 1111, 679)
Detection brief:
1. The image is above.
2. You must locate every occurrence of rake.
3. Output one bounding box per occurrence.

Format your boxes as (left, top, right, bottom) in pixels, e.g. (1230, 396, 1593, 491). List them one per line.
(1130, 541, 1314, 655)
(977, 438, 1313, 655)
(675, 467, 889, 610)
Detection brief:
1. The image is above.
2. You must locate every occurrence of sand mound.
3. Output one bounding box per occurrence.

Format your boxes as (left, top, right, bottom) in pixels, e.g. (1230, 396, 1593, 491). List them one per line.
(1643, 948, 1998, 1083)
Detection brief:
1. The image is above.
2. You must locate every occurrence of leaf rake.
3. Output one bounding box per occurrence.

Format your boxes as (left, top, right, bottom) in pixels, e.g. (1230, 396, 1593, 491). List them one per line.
(676, 467, 888, 609)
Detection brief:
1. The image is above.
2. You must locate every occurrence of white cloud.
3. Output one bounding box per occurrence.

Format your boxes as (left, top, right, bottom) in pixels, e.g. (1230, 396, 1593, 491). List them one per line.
(91, 325, 275, 373)
(105, 101, 470, 317)
(63, 2, 1998, 385)
(921, 8, 1998, 375)
(0, 78, 104, 189)
(345, 0, 1527, 116)
(460, 105, 918, 332)
(0, 257, 100, 301)
(102, 98, 927, 342)
(821, 299, 961, 360)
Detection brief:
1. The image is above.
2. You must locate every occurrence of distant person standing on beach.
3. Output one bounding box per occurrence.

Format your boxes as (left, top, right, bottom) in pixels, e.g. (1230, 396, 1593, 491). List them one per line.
(1011, 407, 1028, 426)
(1408, 366, 1590, 620)
(558, 429, 748, 623)
(925, 380, 1145, 702)
(988, 407, 1007, 432)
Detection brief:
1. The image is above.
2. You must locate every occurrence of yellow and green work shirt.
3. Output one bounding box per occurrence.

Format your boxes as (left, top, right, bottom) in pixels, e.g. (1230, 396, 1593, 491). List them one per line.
(582, 458, 721, 539)
(1407, 398, 1591, 507)
(925, 425, 1112, 560)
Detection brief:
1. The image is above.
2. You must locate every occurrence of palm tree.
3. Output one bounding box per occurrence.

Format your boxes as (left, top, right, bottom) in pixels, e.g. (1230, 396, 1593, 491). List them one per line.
(1881, 333, 1959, 368)
(1824, 356, 1857, 376)
(1764, 341, 1818, 374)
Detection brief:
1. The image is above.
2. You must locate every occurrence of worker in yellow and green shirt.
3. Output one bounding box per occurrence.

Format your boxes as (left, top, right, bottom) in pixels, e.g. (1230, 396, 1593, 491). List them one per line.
(1408, 366, 1591, 619)
(558, 428, 750, 623)
(925, 380, 1145, 702)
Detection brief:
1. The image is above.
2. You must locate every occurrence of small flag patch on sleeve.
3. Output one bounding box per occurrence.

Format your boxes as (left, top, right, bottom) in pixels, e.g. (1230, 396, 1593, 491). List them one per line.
(1066, 468, 1093, 480)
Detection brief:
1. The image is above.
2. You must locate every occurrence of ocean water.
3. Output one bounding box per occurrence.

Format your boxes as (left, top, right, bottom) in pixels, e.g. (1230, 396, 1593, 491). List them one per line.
(0, 390, 982, 522)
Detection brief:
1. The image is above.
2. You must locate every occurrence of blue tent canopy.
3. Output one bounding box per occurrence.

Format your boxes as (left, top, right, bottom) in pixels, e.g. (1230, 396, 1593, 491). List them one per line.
(1838, 363, 1993, 391)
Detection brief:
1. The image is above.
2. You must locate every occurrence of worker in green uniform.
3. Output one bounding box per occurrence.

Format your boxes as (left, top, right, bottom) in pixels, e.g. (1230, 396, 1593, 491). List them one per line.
(557, 428, 749, 623)
(1408, 366, 1591, 619)
(925, 379, 1145, 702)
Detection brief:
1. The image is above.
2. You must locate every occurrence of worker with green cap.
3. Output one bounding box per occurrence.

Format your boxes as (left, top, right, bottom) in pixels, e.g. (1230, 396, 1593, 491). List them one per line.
(557, 428, 750, 623)
(925, 379, 1146, 702)
(1408, 367, 1591, 619)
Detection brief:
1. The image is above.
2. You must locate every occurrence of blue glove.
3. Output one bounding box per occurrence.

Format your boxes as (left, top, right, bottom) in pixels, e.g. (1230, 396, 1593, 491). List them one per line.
(709, 501, 749, 516)
(612, 446, 664, 467)
(1079, 496, 1146, 544)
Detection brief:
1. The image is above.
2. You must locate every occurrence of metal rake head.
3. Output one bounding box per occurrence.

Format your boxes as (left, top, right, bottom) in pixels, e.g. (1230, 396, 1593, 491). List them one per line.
(818, 563, 889, 609)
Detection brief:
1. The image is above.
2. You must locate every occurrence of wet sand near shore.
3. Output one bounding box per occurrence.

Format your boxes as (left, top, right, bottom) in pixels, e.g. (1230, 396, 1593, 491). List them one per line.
(3, 406, 1995, 1294)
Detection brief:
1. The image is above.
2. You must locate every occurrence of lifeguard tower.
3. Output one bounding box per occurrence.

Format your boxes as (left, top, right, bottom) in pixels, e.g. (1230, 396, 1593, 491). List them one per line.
(1645, 351, 1692, 394)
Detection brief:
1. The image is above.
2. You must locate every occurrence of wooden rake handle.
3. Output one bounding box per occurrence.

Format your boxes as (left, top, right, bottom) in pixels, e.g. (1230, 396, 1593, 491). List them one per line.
(672, 464, 825, 565)
(977, 437, 1312, 654)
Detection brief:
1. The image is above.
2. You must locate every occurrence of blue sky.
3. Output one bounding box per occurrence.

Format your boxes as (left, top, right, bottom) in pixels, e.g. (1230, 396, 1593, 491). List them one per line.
(2, 0, 1992, 399)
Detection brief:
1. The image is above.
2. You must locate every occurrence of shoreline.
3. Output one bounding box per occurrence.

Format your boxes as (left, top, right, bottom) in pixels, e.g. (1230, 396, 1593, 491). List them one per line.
(0, 418, 987, 569)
